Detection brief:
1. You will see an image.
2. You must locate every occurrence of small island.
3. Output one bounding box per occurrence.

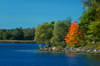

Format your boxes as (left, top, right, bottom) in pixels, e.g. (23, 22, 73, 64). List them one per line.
(37, 21, 100, 55)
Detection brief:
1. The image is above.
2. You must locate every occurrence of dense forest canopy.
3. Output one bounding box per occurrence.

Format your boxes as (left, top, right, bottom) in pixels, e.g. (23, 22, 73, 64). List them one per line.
(77, 0, 100, 49)
(0, 27, 35, 40)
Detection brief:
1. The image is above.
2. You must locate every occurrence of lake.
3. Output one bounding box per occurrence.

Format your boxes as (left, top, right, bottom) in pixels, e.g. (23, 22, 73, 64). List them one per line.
(0, 43, 100, 66)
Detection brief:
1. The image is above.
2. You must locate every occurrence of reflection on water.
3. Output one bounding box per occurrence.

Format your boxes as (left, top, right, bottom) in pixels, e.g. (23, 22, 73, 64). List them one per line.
(87, 54, 100, 59)
(65, 53, 78, 57)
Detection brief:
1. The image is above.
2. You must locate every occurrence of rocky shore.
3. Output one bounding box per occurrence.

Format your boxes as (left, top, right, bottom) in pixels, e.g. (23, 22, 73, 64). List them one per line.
(38, 46, 100, 54)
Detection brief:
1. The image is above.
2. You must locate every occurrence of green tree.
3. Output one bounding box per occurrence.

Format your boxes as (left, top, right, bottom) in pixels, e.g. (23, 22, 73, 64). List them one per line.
(79, 0, 100, 45)
(79, 8, 96, 33)
(81, 0, 100, 10)
(0, 29, 3, 40)
(12, 27, 24, 40)
(50, 19, 71, 46)
(3, 31, 12, 40)
(23, 27, 35, 40)
(34, 22, 54, 44)
(87, 21, 100, 44)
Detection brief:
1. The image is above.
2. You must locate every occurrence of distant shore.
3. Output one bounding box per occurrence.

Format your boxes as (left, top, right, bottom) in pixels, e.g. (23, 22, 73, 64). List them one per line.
(0, 40, 36, 43)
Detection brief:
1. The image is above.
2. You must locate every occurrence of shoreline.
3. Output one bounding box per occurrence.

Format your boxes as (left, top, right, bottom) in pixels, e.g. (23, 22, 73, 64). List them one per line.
(0, 40, 36, 43)
(38, 46, 100, 55)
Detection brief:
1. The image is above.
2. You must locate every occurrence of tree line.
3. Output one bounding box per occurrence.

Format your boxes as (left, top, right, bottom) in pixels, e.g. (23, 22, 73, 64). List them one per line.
(0, 27, 35, 40)
(34, 18, 71, 47)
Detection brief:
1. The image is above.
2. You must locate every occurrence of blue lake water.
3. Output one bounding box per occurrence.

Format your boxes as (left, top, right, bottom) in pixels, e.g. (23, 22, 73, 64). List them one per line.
(0, 43, 100, 66)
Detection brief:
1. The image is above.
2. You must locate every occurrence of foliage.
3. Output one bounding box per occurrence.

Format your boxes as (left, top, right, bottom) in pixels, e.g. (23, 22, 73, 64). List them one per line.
(84, 44, 96, 50)
(79, 0, 100, 46)
(97, 46, 100, 49)
(23, 28, 35, 40)
(87, 21, 100, 42)
(34, 22, 54, 44)
(95, 8, 100, 21)
(84, 41, 100, 50)
(64, 21, 83, 47)
(50, 18, 71, 45)
(0, 29, 3, 40)
(12, 27, 24, 40)
(80, 0, 100, 34)
(79, 8, 96, 33)
(81, 0, 100, 10)
(3, 31, 12, 40)
(0, 27, 35, 40)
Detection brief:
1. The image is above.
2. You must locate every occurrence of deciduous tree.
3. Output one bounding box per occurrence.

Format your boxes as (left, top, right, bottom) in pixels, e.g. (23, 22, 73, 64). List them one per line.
(50, 18, 71, 46)
(64, 21, 82, 46)
(34, 22, 54, 44)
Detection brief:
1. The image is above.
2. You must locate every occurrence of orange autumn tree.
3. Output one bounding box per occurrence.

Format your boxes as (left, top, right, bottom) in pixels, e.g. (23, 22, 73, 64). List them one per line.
(64, 21, 82, 47)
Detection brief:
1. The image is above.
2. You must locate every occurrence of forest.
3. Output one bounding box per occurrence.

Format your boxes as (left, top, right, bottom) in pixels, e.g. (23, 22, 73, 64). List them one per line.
(0, 27, 35, 40)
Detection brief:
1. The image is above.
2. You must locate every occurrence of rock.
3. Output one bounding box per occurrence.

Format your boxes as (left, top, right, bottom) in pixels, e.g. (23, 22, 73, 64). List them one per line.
(93, 49, 97, 52)
(38, 46, 100, 55)
(61, 50, 65, 52)
(54, 49, 59, 52)
(98, 49, 100, 52)
(52, 47, 56, 50)
(76, 48, 80, 51)
(91, 41, 95, 44)
(65, 47, 70, 50)
(44, 48, 47, 51)
(47, 47, 52, 51)
(87, 49, 91, 53)
(70, 47, 74, 50)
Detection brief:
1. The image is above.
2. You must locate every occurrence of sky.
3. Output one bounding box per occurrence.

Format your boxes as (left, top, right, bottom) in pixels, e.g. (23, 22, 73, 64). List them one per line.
(0, 0, 83, 29)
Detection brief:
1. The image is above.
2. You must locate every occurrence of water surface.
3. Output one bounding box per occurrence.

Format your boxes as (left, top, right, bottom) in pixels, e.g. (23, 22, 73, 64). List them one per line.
(0, 43, 100, 66)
